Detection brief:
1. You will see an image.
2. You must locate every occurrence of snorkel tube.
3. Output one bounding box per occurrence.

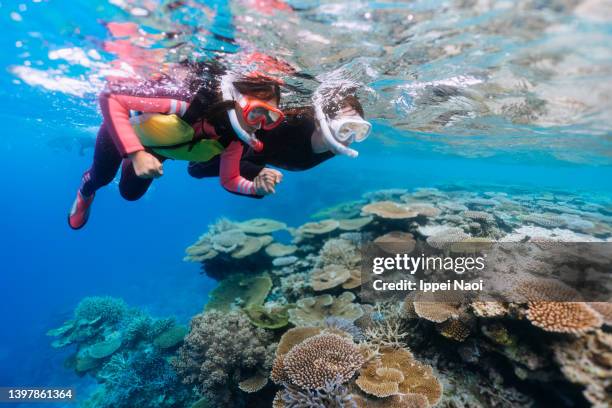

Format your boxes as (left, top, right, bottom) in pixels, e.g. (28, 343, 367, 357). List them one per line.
(314, 102, 359, 158)
(220, 75, 264, 152)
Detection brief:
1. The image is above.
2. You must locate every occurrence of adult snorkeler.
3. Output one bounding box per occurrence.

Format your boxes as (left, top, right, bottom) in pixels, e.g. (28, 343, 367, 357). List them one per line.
(187, 86, 371, 193)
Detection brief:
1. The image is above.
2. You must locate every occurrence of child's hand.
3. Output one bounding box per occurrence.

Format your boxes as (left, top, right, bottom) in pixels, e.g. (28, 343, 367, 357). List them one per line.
(129, 150, 164, 178)
(254, 168, 283, 195)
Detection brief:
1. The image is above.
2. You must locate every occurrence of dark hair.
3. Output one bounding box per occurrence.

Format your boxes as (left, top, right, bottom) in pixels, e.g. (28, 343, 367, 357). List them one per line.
(282, 93, 364, 125)
(323, 94, 364, 119)
(197, 76, 282, 123)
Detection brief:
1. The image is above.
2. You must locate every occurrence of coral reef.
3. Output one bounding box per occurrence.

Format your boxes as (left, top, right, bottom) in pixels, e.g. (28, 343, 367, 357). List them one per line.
(173, 310, 277, 407)
(48, 297, 194, 407)
(51, 187, 612, 407)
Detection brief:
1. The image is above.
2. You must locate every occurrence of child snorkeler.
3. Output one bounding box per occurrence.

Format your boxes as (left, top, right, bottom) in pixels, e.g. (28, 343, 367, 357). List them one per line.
(187, 88, 371, 192)
(68, 61, 285, 229)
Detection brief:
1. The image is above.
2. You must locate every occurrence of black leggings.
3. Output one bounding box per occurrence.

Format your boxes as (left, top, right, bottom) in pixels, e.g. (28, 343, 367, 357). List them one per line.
(80, 123, 162, 201)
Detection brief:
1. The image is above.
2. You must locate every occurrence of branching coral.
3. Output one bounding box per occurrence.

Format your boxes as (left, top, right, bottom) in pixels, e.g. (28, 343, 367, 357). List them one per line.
(85, 349, 194, 408)
(318, 239, 361, 269)
(173, 310, 277, 406)
(277, 381, 356, 408)
(75, 296, 128, 324)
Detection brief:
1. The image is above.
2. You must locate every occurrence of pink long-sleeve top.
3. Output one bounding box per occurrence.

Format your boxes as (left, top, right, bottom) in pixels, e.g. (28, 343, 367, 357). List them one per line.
(99, 88, 257, 196)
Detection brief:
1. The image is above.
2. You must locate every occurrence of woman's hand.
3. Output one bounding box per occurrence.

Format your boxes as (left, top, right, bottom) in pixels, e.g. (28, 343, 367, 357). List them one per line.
(129, 150, 164, 178)
(254, 168, 283, 195)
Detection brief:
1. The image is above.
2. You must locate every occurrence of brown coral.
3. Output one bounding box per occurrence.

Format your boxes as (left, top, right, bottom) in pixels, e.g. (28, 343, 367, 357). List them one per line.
(526, 301, 603, 334)
(281, 333, 364, 389)
(554, 330, 612, 407)
(297, 219, 340, 235)
(413, 291, 464, 323)
(288, 292, 364, 326)
(588, 302, 612, 326)
(437, 318, 471, 341)
(342, 268, 362, 290)
(355, 347, 442, 405)
(338, 216, 373, 231)
(310, 265, 351, 291)
(374, 231, 416, 254)
(513, 276, 581, 302)
(238, 373, 268, 393)
(362, 201, 419, 219)
(237, 218, 286, 234)
(470, 301, 509, 318)
(265, 243, 298, 257)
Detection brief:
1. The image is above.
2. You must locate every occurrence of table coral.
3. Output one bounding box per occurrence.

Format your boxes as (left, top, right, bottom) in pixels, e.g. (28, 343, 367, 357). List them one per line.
(355, 347, 442, 405)
(362, 201, 419, 219)
(288, 292, 364, 326)
(526, 301, 603, 334)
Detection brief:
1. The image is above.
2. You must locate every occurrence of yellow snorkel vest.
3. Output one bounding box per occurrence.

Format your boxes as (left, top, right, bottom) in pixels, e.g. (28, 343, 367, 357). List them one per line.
(131, 113, 224, 162)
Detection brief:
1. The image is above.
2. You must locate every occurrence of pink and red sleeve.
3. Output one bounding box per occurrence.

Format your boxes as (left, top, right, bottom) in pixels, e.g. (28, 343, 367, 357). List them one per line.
(99, 90, 189, 157)
(219, 141, 259, 196)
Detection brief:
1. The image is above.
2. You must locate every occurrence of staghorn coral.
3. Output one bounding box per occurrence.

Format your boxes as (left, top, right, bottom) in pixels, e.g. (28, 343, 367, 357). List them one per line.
(362, 201, 419, 219)
(173, 310, 276, 407)
(288, 292, 364, 326)
(526, 301, 603, 334)
(281, 333, 364, 389)
(355, 347, 442, 405)
(364, 319, 409, 349)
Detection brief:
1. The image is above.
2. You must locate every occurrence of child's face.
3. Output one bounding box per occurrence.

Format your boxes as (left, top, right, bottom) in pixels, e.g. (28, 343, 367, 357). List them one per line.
(235, 97, 279, 133)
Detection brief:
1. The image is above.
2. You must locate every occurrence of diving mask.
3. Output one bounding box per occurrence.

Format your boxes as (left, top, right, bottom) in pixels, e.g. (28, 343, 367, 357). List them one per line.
(314, 102, 370, 158)
(329, 116, 371, 143)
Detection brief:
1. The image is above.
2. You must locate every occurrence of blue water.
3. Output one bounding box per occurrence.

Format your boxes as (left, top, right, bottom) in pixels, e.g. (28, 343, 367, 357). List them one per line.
(0, 0, 611, 407)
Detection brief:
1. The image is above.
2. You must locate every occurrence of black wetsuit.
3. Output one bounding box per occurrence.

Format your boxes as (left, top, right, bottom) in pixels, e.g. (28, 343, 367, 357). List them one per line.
(187, 113, 334, 195)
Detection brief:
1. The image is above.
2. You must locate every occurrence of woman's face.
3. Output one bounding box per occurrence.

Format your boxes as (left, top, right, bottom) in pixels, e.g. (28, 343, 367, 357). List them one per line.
(235, 97, 279, 133)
